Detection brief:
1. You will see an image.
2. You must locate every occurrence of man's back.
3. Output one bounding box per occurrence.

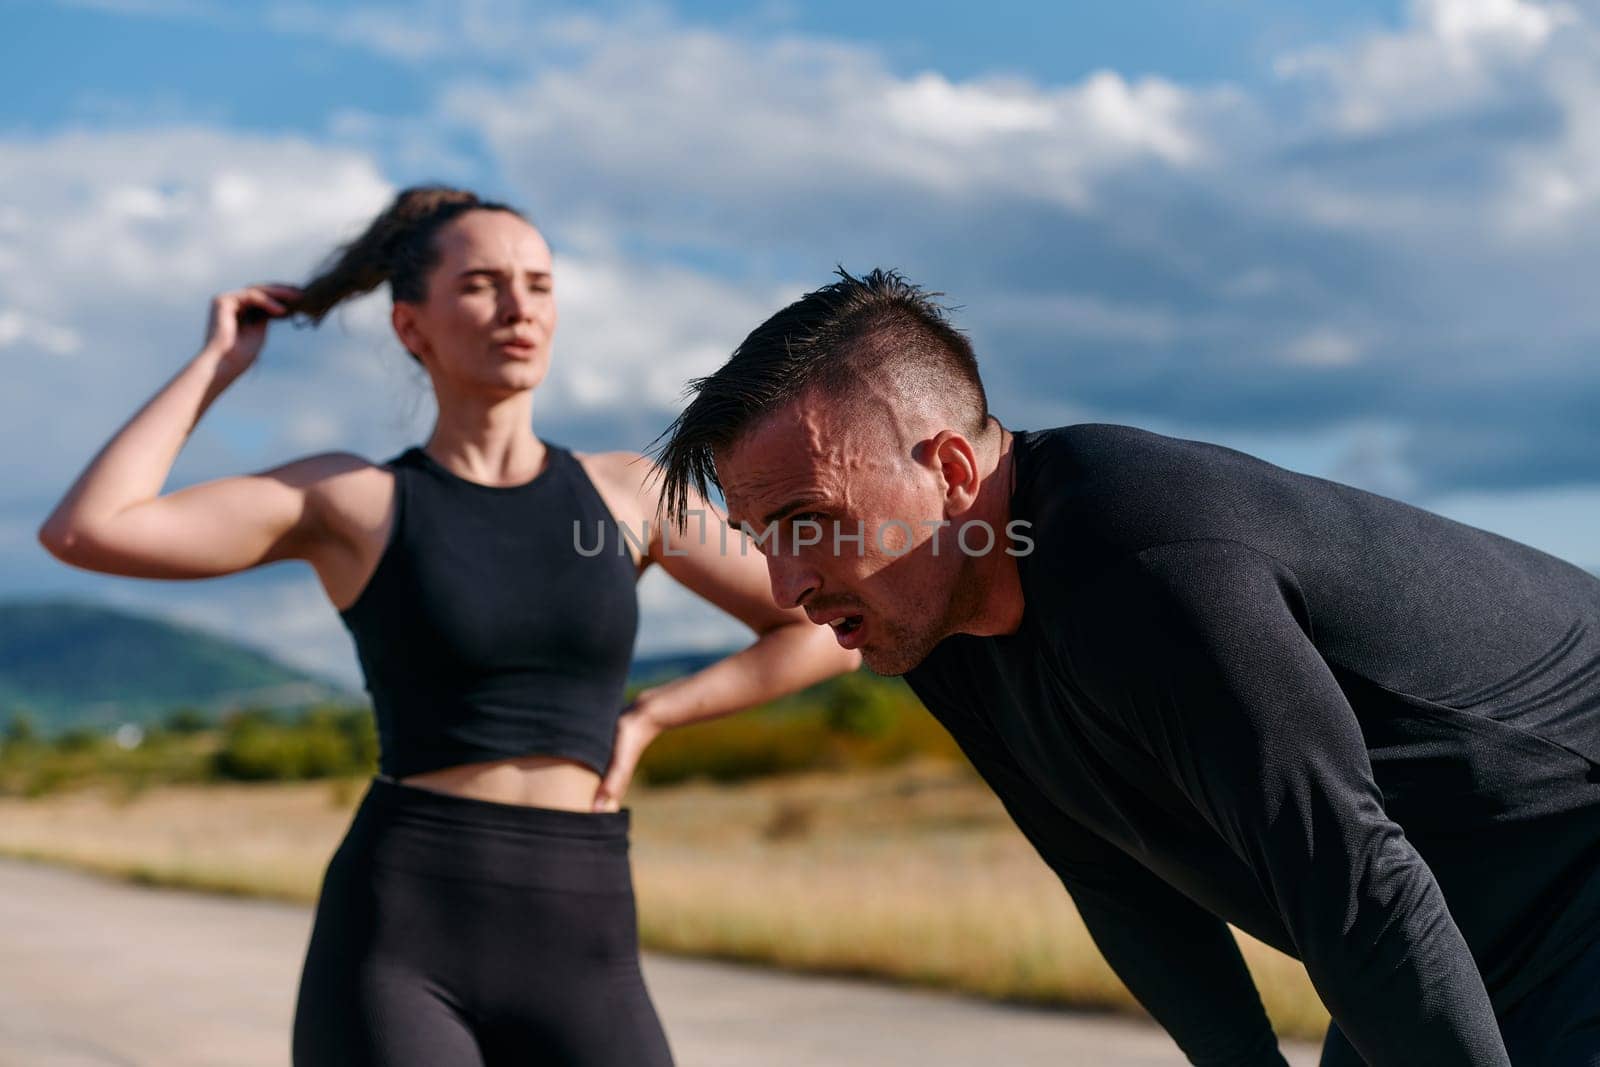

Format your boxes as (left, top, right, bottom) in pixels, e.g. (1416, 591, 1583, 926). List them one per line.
(1022, 422, 1600, 758)
(906, 422, 1600, 1064)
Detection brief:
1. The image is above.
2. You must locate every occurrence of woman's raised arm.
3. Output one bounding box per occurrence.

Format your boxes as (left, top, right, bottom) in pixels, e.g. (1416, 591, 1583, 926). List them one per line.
(36, 282, 348, 578)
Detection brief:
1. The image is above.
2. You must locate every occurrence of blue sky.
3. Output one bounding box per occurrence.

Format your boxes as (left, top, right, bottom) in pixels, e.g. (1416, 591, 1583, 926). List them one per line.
(4, 0, 1598, 685)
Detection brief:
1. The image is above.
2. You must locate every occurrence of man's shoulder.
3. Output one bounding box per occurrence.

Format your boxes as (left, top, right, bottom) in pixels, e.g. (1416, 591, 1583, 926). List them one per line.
(1012, 423, 1288, 560)
(1016, 422, 1276, 495)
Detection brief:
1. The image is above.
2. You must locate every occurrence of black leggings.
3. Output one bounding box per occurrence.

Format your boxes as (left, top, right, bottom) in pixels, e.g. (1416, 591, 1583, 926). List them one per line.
(292, 776, 675, 1066)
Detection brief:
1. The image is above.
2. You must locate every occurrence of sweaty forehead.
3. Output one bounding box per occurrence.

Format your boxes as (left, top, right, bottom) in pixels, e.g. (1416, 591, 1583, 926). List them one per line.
(718, 397, 902, 525)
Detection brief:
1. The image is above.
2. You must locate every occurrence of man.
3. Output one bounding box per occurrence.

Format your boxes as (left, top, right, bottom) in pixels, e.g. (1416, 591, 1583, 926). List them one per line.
(650, 269, 1600, 1065)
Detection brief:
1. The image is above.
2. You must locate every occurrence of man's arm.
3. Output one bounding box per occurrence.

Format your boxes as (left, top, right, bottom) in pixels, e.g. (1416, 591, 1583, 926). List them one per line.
(915, 677, 1289, 1066)
(1073, 538, 1509, 1066)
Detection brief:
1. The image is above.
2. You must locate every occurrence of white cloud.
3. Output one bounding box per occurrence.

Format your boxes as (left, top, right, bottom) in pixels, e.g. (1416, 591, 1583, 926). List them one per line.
(1250, 3, 1600, 257)
(441, 22, 1233, 224)
(0, 128, 393, 318)
(1276, 0, 1577, 135)
(883, 74, 1057, 143)
(1283, 328, 1364, 368)
(0, 309, 81, 355)
(881, 69, 1205, 168)
(262, 0, 602, 65)
(1496, 26, 1600, 233)
(545, 254, 790, 412)
(1421, 0, 1568, 47)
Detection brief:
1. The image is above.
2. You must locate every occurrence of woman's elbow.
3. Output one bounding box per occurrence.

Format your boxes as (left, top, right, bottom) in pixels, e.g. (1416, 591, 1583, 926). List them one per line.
(37, 513, 78, 561)
(38, 513, 111, 570)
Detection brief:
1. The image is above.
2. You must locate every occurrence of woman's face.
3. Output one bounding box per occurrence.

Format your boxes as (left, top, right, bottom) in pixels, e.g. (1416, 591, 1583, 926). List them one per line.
(392, 210, 558, 395)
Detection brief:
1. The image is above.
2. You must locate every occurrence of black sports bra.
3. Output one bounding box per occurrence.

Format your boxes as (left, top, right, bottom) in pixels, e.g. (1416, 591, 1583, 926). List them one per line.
(338, 443, 640, 778)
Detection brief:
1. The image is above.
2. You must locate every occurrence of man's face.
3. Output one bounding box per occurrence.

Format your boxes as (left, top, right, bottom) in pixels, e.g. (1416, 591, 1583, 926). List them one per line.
(716, 391, 968, 675)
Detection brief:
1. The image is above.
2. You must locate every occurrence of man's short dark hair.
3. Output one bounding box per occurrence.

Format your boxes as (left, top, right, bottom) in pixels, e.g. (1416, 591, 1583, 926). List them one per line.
(650, 267, 990, 528)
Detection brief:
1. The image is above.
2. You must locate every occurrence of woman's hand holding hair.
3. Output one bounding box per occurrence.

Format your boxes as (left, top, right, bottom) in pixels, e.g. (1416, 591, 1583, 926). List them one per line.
(201, 283, 301, 386)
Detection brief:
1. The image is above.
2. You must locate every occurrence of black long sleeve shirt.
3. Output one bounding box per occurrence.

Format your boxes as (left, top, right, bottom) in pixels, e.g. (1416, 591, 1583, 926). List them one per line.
(903, 424, 1600, 1066)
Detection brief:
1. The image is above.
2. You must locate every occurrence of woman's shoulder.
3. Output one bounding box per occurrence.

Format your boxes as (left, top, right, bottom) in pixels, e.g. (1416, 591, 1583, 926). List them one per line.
(287, 450, 400, 543)
(569, 448, 658, 502)
(567, 449, 665, 559)
(289, 450, 396, 490)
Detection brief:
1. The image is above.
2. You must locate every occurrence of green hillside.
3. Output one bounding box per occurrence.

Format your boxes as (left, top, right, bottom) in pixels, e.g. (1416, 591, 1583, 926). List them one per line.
(0, 598, 355, 732)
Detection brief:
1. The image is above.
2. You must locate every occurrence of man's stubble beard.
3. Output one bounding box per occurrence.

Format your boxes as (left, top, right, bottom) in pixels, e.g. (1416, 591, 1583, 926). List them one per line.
(862, 553, 980, 676)
(860, 615, 945, 676)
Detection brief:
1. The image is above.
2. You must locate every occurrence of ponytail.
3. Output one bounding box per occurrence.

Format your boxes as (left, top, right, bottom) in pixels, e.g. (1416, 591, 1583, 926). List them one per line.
(291, 185, 524, 358)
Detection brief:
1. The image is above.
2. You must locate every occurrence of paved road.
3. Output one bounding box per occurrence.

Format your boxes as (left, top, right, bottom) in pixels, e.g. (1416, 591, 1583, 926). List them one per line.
(0, 858, 1319, 1066)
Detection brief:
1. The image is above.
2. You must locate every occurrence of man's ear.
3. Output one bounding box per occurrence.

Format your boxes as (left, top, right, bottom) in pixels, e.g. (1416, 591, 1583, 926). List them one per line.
(926, 430, 981, 515)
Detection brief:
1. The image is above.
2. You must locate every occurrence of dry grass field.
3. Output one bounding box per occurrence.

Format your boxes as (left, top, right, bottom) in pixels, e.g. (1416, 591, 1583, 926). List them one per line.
(0, 761, 1330, 1041)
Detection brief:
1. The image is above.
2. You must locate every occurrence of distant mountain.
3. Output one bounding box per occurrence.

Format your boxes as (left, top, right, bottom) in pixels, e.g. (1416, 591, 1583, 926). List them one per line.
(0, 598, 356, 732)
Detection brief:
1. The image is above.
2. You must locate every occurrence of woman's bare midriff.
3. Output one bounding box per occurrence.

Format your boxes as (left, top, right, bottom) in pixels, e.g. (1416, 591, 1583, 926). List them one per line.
(396, 755, 603, 811)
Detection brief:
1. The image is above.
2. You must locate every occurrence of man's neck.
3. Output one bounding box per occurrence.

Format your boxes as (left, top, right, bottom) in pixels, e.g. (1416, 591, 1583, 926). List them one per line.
(950, 424, 1026, 638)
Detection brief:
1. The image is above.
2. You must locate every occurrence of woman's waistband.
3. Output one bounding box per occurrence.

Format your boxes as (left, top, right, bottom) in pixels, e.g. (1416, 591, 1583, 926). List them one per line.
(337, 776, 634, 892)
(364, 773, 630, 841)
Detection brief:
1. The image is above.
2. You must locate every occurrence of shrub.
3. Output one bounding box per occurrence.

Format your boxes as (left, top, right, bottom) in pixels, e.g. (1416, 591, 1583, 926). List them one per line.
(634, 671, 964, 785)
(638, 712, 835, 785)
(55, 726, 103, 753)
(211, 704, 375, 781)
(213, 723, 305, 781)
(824, 671, 902, 737)
(163, 706, 211, 734)
(3, 712, 38, 750)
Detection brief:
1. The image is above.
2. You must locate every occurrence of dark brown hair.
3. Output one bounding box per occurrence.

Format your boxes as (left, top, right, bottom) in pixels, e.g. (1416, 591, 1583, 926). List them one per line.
(292, 185, 525, 361)
(651, 267, 990, 527)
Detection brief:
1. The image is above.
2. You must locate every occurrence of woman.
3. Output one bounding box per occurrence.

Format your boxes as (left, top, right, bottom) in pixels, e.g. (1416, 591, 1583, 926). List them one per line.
(38, 185, 860, 1065)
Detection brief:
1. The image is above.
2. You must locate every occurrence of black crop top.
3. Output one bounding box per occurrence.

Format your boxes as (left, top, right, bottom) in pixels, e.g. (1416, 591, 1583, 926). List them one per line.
(338, 443, 640, 778)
